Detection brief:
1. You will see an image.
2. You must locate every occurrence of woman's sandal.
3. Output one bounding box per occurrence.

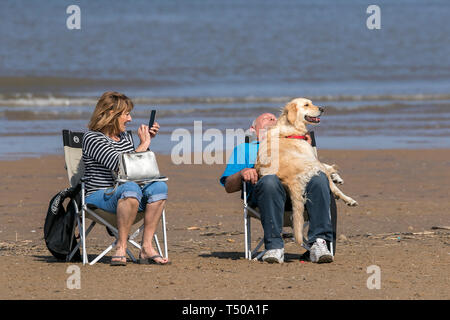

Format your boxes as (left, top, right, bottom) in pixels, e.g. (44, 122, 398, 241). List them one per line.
(110, 256, 127, 266)
(138, 255, 171, 265)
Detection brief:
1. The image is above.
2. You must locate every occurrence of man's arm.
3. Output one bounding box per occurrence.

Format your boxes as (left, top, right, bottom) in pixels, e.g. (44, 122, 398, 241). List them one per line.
(224, 168, 258, 193)
(223, 133, 312, 193)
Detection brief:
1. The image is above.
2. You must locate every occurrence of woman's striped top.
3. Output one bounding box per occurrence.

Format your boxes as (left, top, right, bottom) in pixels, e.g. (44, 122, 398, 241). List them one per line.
(82, 130, 134, 196)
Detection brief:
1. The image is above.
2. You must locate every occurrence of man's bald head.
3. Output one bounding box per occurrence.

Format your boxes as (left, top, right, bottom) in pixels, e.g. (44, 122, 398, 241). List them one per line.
(250, 113, 277, 141)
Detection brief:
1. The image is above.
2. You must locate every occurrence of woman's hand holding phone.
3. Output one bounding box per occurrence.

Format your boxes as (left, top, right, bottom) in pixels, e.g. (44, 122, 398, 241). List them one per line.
(135, 124, 151, 152)
(149, 121, 159, 138)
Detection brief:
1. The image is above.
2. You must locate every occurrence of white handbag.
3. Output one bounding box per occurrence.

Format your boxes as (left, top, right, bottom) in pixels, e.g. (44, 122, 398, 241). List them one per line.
(117, 150, 162, 182)
(106, 150, 167, 195)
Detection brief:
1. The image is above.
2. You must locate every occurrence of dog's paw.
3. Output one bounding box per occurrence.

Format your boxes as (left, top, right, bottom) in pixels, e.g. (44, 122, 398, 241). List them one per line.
(331, 173, 344, 185)
(346, 199, 358, 207)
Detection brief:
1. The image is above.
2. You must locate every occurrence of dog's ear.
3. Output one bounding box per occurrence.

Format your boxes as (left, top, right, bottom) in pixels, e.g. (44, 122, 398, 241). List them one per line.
(285, 102, 298, 124)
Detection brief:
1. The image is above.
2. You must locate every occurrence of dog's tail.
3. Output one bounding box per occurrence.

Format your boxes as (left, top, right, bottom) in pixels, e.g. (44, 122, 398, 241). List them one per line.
(291, 202, 305, 246)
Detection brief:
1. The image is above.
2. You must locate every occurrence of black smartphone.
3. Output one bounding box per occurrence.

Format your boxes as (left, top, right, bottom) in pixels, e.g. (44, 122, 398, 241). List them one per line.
(148, 109, 156, 128)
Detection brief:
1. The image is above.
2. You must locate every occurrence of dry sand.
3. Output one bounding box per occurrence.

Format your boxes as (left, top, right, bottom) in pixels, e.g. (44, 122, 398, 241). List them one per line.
(0, 149, 449, 300)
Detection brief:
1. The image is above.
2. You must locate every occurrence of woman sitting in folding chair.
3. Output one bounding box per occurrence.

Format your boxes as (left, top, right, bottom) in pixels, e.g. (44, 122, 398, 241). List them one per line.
(82, 91, 170, 266)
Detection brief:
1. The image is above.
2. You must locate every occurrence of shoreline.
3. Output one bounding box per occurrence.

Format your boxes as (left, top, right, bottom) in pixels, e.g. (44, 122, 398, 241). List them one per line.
(2, 146, 450, 162)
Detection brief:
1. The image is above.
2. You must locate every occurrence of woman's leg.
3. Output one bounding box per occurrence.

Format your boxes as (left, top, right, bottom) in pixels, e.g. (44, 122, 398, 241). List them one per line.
(113, 197, 139, 263)
(85, 182, 142, 264)
(139, 181, 169, 263)
(141, 200, 167, 262)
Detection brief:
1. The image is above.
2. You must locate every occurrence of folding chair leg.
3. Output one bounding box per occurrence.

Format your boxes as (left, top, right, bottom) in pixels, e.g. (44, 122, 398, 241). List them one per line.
(82, 211, 87, 265)
(129, 225, 143, 242)
(244, 208, 253, 260)
(88, 240, 137, 265)
(68, 243, 80, 262)
(77, 214, 95, 265)
(67, 206, 78, 262)
(68, 215, 82, 262)
(243, 182, 250, 260)
(154, 234, 163, 258)
(244, 208, 267, 261)
(253, 247, 266, 261)
(247, 217, 253, 260)
(68, 218, 94, 262)
(126, 248, 136, 263)
(244, 211, 249, 259)
(161, 209, 168, 259)
(81, 183, 88, 265)
(89, 242, 115, 265)
(128, 239, 141, 250)
(80, 221, 96, 264)
(251, 238, 265, 260)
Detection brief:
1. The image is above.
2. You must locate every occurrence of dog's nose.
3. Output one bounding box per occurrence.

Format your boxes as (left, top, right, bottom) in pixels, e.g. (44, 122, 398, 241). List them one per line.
(319, 107, 324, 113)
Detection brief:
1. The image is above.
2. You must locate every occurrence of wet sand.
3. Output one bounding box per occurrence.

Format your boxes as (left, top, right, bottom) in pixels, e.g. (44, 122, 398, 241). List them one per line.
(0, 149, 449, 300)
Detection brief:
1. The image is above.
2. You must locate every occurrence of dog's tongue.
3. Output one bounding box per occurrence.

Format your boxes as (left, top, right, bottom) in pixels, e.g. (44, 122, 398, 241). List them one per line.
(305, 115, 320, 123)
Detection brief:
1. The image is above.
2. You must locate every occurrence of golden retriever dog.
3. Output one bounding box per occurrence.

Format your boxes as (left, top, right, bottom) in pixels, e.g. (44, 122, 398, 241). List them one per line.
(255, 98, 358, 246)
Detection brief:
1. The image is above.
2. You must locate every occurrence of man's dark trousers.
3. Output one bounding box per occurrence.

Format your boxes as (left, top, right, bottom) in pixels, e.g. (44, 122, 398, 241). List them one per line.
(248, 172, 336, 252)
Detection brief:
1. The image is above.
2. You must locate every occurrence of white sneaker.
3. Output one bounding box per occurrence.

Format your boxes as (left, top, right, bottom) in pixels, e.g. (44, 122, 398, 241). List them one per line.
(309, 238, 333, 263)
(262, 248, 284, 264)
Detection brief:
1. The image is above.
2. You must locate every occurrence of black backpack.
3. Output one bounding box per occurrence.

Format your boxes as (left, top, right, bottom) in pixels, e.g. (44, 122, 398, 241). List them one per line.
(43, 185, 82, 262)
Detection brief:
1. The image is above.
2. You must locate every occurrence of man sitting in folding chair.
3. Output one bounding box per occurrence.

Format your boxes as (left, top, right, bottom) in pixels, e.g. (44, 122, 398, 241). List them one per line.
(219, 113, 336, 264)
(82, 91, 170, 266)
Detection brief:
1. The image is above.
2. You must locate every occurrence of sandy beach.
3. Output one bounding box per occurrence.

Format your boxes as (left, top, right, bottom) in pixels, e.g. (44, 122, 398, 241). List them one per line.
(1, 0, 449, 307)
(0, 149, 448, 300)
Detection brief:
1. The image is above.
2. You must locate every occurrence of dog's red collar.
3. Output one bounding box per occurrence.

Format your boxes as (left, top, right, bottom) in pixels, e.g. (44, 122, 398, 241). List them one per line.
(285, 135, 308, 140)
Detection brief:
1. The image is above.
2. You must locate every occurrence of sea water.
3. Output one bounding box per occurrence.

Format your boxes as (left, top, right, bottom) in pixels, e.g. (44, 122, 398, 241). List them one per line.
(0, 0, 449, 159)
